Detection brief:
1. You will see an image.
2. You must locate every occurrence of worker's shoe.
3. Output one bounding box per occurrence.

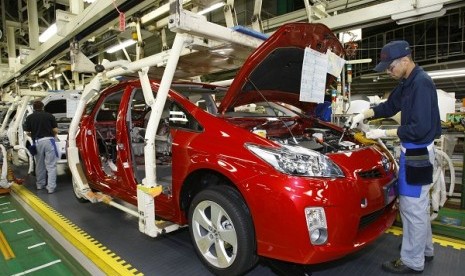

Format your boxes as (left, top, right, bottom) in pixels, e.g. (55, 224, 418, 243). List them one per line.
(398, 244, 434, 263)
(47, 189, 55, 194)
(382, 259, 423, 274)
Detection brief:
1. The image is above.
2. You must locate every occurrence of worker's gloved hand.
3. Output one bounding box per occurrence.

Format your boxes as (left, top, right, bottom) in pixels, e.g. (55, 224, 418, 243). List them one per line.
(366, 129, 387, 139)
(349, 113, 365, 129)
(357, 122, 371, 133)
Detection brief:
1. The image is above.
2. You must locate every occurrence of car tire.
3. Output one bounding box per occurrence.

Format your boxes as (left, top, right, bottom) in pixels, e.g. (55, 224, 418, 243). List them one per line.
(188, 185, 258, 276)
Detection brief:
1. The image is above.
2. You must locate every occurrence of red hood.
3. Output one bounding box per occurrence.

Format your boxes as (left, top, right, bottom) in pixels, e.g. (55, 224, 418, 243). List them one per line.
(218, 23, 345, 114)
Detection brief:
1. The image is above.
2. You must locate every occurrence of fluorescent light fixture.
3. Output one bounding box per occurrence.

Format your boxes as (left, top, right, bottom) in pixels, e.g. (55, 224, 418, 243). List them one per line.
(106, 39, 137, 53)
(198, 2, 225, 15)
(391, 4, 443, 20)
(53, 73, 62, 79)
(39, 23, 57, 43)
(38, 66, 55, 77)
(346, 58, 372, 65)
(30, 82, 43, 88)
(141, 3, 170, 24)
(396, 9, 446, 25)
(428, 69, 465, 79)
(140, 0, 197, 23)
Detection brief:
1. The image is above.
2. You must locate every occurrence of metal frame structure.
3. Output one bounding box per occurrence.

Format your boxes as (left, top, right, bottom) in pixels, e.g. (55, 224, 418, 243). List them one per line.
(0, 90, 52, 175)
(67, 0, 265, 237)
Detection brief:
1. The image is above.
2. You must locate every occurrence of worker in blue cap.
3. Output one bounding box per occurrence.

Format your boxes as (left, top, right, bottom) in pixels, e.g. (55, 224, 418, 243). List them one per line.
(349, 40, 441, 274)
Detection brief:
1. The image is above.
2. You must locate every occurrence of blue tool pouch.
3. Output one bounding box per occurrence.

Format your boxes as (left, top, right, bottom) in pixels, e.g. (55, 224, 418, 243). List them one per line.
(405, 147, 433, 185)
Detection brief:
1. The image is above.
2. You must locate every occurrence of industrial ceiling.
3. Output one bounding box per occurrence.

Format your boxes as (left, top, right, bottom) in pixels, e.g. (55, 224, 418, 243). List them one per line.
(0, 0, 464, 99)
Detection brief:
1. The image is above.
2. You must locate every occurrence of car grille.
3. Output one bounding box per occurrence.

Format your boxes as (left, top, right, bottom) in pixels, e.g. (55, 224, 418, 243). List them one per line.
(358, 168, 382, 179)
(359, 207, 385, 229)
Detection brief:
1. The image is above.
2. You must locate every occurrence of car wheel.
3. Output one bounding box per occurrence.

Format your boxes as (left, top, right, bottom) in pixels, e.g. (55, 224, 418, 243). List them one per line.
(72, 178, 88, 203)
(188, 185, 258, 276)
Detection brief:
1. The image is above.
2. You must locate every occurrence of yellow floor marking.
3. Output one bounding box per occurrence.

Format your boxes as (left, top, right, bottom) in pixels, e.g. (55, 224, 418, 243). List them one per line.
(0, 229, 15, 260)
(387, 225, 465, 250)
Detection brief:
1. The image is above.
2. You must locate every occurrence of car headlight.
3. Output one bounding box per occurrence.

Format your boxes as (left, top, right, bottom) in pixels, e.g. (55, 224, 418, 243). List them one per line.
(246, 143, 344, 177)
(381, 154, 391, 173)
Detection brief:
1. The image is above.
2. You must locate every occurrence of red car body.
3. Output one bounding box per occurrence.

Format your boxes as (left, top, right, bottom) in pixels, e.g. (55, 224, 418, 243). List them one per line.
(74, 23, 397, 274)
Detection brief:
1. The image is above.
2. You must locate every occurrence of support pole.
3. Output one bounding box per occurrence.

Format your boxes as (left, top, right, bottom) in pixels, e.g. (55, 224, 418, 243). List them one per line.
(460, 146, 465, 209)
(26, 0, 39, 50)
(251, 0, 263, 32)
(224, 0, 238, 28)
(137, 33, 187, 237)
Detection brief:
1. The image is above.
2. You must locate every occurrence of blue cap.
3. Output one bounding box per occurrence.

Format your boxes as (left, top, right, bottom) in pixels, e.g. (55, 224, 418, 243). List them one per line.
(374, 40, 412, 72)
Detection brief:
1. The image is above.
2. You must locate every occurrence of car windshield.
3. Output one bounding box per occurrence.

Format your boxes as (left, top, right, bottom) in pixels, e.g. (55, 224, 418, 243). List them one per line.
(171, 85, 302, 119)
(171, 84, 226, 115)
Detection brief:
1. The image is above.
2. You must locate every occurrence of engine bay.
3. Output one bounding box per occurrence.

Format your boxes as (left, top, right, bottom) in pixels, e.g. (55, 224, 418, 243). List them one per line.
(237, 116, 360, 154)
(269, 127, 359, 154)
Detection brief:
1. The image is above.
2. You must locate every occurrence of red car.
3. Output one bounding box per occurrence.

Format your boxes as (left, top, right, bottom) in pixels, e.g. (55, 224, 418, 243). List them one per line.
(71, 23, 397, 275)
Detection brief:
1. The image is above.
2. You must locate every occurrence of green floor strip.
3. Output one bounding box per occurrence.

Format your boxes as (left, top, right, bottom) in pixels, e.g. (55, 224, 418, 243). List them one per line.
(0, 193, 90, 276)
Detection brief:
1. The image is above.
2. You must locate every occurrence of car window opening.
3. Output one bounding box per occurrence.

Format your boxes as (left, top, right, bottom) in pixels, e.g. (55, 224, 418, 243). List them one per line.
(126, 88, 204, 193)
(94, 90, 123, 176)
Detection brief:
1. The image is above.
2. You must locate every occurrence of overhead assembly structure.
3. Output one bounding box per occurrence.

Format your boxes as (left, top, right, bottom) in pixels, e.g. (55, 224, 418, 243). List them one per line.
(68, 0, 266, 238)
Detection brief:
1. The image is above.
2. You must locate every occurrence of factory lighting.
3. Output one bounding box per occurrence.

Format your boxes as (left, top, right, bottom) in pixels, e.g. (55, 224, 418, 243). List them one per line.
(198, 2, 225, 15)
(30, 82, 43, 88)
(395, 10, 446, 25)
(346, 59, 372, 65)
(53, 73, 62, 79)
(106, 39, 137, 53)
(391, 4, 443, 20)
(428, 69, 465, 79)
(391, 3, 445, 25)
(141, 2, 170, 24)
(38, 23, 57, 43)
(38, 66, 55, 77)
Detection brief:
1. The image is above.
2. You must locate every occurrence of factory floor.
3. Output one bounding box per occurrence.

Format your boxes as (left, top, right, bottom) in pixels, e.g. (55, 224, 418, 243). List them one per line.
(4, 165, 465, 276)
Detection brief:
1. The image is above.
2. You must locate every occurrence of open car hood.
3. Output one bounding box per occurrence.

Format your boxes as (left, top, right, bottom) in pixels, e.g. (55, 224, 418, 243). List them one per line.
(218, 23, 345, 114)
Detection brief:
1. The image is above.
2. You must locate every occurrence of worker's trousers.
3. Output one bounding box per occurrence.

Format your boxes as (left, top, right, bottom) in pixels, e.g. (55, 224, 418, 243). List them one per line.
(399, 142, 435, 271)
(35, 138, 57, 192)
